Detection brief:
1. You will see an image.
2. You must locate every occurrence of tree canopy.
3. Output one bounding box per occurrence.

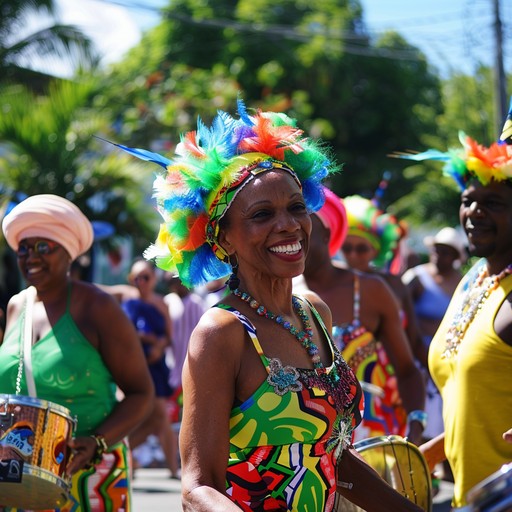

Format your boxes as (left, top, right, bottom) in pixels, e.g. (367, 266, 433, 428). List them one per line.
(102, 0, 445, 210)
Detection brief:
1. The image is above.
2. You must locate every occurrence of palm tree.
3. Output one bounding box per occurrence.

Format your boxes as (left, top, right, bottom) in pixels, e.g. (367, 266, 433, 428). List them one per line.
(0, 0, 97, 91)
(0, 79, 159, 258)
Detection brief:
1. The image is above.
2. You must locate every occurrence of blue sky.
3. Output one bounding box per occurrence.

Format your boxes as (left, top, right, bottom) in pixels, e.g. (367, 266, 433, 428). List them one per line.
(51, 0, 510, 78)
(360, 0, 511, 77)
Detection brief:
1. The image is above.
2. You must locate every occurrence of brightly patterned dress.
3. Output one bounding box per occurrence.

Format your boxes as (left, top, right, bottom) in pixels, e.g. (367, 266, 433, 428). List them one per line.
(218, 297, 363, 512)
(332, 273, 406, 442)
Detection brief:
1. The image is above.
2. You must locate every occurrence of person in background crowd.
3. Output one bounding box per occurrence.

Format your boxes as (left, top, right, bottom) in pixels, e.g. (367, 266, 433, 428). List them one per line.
(163, 271, 206, 426)
(0, 194, 154, 510)
(399, 109, 512, 508)
(297, 187, 426, 445)
(115, 100, 424, 511)
(341, 194, 424, 365)
(99, 258, 180, 479)
(402, 227, 465, 440)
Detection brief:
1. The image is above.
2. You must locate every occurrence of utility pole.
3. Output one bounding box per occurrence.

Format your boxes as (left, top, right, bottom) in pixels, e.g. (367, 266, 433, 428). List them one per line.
(493, 0, 507, 136)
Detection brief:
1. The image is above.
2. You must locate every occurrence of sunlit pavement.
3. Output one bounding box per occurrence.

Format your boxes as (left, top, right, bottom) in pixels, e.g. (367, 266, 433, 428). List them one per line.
(132, 467, 454, 512)
(132, 468, 182, 511)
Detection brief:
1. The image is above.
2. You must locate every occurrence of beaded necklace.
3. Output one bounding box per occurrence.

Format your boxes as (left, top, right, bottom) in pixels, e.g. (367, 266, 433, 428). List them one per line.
(443, 263, 512, 358)
(231, 288, 322, 369)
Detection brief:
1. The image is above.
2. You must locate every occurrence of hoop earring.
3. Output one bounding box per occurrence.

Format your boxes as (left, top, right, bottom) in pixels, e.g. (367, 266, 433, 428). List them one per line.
(227, 255, 240, 291)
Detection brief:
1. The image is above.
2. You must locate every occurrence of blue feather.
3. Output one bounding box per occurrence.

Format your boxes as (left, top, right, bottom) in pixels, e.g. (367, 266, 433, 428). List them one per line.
(95, 136, 171, 169)
(236, 98, 253, 126)
(397, 149, 451, 162)
(116, 144, 171, 169)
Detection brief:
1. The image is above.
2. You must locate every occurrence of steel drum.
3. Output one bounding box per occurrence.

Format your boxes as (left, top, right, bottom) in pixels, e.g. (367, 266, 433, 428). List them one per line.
(463, 462, 512, 512)
(0, 394, 75, 509)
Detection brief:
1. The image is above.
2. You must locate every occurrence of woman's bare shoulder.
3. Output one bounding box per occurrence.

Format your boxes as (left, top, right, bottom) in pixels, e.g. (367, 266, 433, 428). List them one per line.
(189, 305, 245, 351)
(72, 281, 127, 315)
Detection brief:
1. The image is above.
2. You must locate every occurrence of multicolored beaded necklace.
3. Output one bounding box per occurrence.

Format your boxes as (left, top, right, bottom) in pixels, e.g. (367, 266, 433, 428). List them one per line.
(231, 288, 323, 369)
(443, 263, 512, 358)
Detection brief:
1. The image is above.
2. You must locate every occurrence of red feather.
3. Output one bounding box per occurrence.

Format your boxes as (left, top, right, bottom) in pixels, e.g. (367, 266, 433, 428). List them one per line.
(181, 131, 205, 158)
(182, 214, 208, 251)
(239, 114, 304, 160)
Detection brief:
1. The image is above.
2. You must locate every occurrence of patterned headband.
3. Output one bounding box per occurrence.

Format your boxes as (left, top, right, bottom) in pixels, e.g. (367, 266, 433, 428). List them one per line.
(205, 153, 300, 262)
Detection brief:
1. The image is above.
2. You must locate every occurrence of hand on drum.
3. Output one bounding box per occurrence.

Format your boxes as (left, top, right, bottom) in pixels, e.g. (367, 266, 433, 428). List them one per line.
(66, 436, 100, 475)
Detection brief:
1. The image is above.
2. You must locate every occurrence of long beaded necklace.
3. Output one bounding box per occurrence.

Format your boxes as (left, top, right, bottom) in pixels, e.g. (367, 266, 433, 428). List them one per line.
(443, 263, 512, 358)
(231, 288, 323, 369)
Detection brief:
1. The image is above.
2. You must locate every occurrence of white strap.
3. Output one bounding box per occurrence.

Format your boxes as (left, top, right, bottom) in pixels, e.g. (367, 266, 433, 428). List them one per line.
(23, 286, 37, 397)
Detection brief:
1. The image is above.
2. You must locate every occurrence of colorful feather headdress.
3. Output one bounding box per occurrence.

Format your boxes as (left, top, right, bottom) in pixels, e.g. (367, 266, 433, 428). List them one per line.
(114, 99, 339, 288)
(393, 98, 512, 190)
(343, 195, 402, 268)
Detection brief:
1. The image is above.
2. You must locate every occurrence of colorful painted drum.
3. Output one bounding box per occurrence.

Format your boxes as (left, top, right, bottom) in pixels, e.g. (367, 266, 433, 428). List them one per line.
(0, 394, 76, 509)
(334, 435, 433, 511)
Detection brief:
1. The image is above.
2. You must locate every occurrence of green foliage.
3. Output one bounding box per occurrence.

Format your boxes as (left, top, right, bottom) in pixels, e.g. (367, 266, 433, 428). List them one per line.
(0, 80, 159, 255)
(98, 0, 443, 221)
(391, 64, 511, 233)
(2, 0, 501, 253)
(436, 67, 497, 145)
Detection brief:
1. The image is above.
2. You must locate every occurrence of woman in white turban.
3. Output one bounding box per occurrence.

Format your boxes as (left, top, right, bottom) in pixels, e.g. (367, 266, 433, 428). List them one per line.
(0, 194, 154, 511)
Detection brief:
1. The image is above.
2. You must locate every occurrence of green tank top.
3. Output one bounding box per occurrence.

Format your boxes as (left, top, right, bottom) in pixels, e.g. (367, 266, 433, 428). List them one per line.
(0, 285, 117, 436)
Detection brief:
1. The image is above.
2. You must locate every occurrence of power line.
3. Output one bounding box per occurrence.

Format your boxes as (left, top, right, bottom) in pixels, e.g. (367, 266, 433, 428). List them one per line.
(95, 0, 510, 71)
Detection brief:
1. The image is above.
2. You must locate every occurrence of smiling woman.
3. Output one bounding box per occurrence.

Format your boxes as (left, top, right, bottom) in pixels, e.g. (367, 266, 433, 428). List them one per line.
(0, 194, 154, 511)
(114, 99, 424, 511)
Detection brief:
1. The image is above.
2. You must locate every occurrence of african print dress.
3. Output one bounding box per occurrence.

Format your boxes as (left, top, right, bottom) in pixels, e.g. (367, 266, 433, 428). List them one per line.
(332, 273, 407, 442)
(218, 298, 363, 512)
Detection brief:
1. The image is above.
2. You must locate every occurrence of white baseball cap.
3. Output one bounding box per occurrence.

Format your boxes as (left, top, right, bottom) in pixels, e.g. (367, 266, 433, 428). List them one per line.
(424, 227, 467, 261)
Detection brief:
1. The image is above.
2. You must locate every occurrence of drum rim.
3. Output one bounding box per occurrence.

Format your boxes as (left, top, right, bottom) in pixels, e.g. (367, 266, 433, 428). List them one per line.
(22, 462, 71, 487)
(350, 434, 433, 512)
(466, 462, 512, 503)
(353, 434, 410, 451)
(0, 393, 72, 418)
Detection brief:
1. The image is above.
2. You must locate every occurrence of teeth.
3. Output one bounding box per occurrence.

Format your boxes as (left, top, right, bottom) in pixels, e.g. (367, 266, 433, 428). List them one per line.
(269, 242, 301, 254)
(27, 268, 42, 274)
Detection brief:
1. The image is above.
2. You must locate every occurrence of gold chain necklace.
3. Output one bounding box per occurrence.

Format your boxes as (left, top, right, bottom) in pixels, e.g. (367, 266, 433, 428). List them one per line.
(443, 263, 512, 358)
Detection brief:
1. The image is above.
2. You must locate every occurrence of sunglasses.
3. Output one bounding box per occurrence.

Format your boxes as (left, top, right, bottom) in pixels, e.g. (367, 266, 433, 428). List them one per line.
(17, 240, 60, 257)
(133, 274, 151, 282)
(341, 243, 372, 254)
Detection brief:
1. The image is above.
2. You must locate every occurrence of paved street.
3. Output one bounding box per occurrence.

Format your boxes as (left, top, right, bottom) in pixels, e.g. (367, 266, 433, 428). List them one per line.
(131, 468, 454, 511)
(132, 468, 182, 511)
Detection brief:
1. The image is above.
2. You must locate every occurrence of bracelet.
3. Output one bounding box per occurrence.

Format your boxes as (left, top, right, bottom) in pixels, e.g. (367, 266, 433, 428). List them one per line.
(407, 410, 428, 430)
(89, 434, 109, 466)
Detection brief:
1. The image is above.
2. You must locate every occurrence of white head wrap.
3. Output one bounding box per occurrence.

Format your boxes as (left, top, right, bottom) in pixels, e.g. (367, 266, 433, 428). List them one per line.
(2, 194, 94, 260)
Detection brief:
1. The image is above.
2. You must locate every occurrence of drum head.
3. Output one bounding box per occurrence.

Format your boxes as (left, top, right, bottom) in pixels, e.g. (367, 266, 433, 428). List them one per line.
(334, 435, 432, 512)
(0, 464, 69, 509)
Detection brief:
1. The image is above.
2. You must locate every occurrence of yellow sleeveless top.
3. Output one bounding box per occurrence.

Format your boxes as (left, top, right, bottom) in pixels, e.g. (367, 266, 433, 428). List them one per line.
(429, 261, 512, 507)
